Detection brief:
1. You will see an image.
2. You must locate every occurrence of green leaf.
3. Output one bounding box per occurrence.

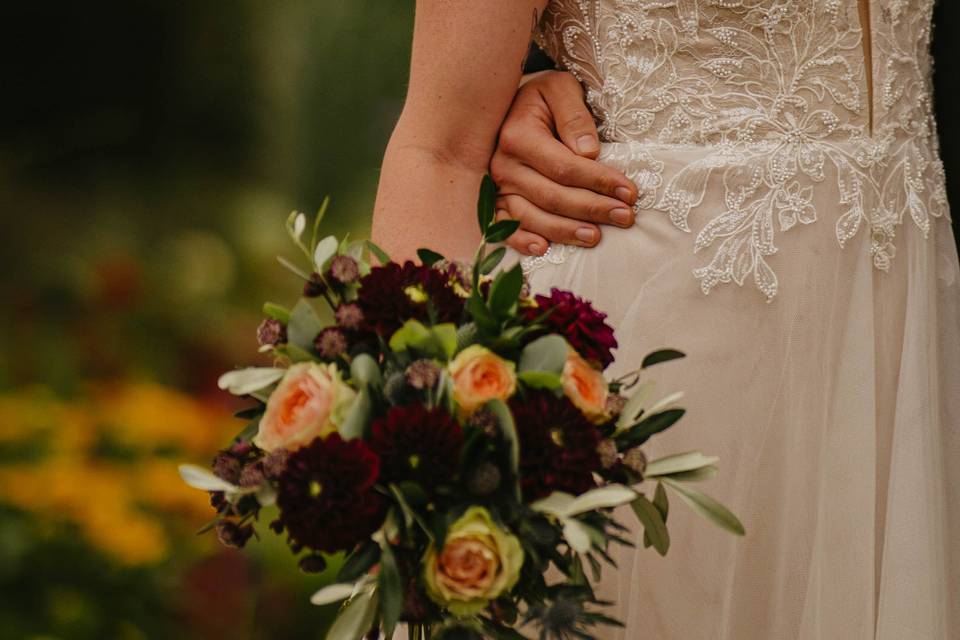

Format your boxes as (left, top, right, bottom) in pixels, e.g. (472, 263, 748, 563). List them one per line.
(484, 219, 521, 243)
(466, 294, 499, 334)
(615, 408, 685, 450)
(389, 320, 457, 360)
(477, 174, 497, 234)
(310, 582, 356, 606)
(653, 481, 669, 523)
(518, 334, 569, 374)
(287, 299, 324, 351)
(262, 302, 291, 323)
(365, 240, 392, 265)
(630, 495, 670, 556)
(645, 451, 720, 477)
(377, 543, 403, 637)
(324, 588, 378, 640)
(486, 399, 520, 499)
(662, 478, 745, 536)
(642, 349, 686, 369)
(664, 466, 719, 482)
(417, 248, 445, 267)
(478, 246, 507, 275)
(339, 387, 371, 440)
(350, 353, 382, 389)
(615, 380, 655, 431)
(517, 370, 562, 390)
(313, 235, 339, 272)
(338, 542, 380, 582)
(311, 196, 330, 250)
(487, 264, 523, 318)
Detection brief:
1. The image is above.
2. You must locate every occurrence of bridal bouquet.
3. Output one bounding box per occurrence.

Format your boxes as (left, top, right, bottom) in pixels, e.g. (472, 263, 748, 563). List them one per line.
(180, 178, 743, 640)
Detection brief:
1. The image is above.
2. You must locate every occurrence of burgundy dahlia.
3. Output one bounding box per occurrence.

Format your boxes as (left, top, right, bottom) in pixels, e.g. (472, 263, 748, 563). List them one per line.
(275, 434, 385, 553)
(523, 288, 618, 369)
(509, 390, 603, 501)
(357, 261, 464, 336)
(369, 405, 463, 491)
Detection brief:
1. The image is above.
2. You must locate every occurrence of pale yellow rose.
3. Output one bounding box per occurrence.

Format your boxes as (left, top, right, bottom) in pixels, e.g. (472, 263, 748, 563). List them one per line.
(562, 351, 609, 424)
(423, 506, 524, 616)
(254, 362, 356, 452)
(448, 345, 517, 416)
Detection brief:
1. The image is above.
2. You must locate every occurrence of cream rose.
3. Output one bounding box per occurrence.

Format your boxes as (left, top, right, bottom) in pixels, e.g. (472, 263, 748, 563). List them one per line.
(562, 351, 609, 424)
(423, 506, 524, 616)
(448, 345, 517, 416)
(254, 362, 356, 452)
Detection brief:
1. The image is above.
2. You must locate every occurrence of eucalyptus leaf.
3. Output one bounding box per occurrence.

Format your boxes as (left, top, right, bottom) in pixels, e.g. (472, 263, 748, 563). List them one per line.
(178, 464, 239, 493)
(517, 370, 562, 390)
(217, 367, 285, 396)
(350, 353, 382, 389)
(488, 265, 523, 318)
(645, 451, 720, 477)
(630, 494, 670, 556)
(662, 478, 745, 536)
(310, 582, 356, 606)
(565, 485, 637, 516)
(313, 235, 339, 272)
(365, 240, 391, 265)
(562, 518, 593, 554)
(417, 248, 445, 267)
(641, 349, 686, 368)
(262, 302, 291, 323)
(615, 380, 655, 431)
(663, 465, 719, 482)
(287, 299, 324, 351)
(645, 390, 685, 416)
(518, 334, 568, 374)
(337, 541, 381, 582)
(324, 588, 378, 640)
(477, 174, 497, 234)
(478, 246, 507, 275)
(339, 387, 372, 440)
(378, 543, 403, 637)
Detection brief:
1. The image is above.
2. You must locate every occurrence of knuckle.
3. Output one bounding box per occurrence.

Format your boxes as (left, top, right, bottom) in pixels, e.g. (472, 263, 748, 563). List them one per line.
(539, 189, 562, 213)
(587, 201, 608, 223)
(558, 112, 592, 133)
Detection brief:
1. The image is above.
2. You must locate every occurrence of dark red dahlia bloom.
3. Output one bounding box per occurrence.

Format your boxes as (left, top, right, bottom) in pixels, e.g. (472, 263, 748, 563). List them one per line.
(523, 288, 618, 369)
(357, 261, 464, 336)
(275, 434, 385, 553)
(369, 405, 463, 491)
(509, 390, 602, 501)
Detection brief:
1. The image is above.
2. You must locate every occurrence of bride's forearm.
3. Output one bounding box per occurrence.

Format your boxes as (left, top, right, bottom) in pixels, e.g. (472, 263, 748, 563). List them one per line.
(372, 131, 488, 262)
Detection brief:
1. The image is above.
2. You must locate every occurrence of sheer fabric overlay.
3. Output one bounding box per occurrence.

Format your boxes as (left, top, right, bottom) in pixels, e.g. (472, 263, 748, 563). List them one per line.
(509, 1, 960, 638)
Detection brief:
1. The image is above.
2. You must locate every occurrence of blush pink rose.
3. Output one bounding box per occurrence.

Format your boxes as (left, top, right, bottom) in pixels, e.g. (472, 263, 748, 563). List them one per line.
(562, 351, 609, 424)
(448, 345, 517, 416)
(254, 362, 356, 452)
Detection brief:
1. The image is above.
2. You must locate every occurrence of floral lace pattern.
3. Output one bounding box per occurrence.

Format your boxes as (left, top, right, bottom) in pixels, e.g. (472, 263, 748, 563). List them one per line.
(522, 0, 949, 300)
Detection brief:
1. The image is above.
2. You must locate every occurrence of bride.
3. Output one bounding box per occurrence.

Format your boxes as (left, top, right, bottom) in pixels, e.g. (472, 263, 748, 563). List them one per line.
(372, 1, 960, 638)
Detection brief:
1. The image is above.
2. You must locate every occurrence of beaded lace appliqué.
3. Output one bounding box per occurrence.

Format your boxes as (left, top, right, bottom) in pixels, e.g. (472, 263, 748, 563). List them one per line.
(521, 0, 949, 301)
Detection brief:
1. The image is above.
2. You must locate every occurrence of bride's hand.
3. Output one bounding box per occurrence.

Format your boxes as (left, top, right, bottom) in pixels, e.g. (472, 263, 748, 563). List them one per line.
(490, 70, 639, 256)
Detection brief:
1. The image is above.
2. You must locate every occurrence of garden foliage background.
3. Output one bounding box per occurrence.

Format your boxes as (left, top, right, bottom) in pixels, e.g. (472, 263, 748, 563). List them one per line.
(0, 2, 957, 639)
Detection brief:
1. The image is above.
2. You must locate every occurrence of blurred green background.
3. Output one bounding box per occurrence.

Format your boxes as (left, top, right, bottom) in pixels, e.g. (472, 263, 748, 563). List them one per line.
(0, 2, 413, 638)
(1, 2, 959, 639)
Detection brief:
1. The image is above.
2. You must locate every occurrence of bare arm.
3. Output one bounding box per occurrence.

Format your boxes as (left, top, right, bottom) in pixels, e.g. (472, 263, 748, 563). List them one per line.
(371, 0, 548, 260)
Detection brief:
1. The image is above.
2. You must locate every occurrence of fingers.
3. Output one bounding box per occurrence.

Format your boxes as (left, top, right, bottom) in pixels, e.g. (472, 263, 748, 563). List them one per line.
(494, 163, 636, 228)
(493, 129, 638, 206)
(536, 72, 601, 158)
(504, 226, 549, 257)
(497, 196, 602, 248)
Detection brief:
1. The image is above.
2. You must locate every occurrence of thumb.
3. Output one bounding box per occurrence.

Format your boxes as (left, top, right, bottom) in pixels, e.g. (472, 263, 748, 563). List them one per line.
(540, 72, 600, 158)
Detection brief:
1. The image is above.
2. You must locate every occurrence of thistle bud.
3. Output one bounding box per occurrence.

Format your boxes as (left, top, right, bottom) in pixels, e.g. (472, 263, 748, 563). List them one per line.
(405, 359, 441, 390)
(335, 302, 364, 330)
(604, 393, 627, 418)
(216, 520, 254, 548)
(467, 461, 502, 496)
(212, 452, 242, 484)
(623, 447, 647, 477)
(314, 327, 348, 359)
(262, 450, 289, 479)
(328, 255, 360, 285)
(257, 318, 287, 347)
(465, 406, 499, 438)
(238, 462, 266, 488)
(596, 439, 619, 470)
(303, 272, 327, 298)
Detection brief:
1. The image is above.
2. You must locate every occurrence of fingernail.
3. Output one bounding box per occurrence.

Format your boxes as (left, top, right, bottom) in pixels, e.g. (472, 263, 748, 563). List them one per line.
(615, 186, 636, 204)
(610, 208, 633, 226)
(577, 135, 600, 155)
(527, 243, 543, 256)
(575, 227, 597, 244)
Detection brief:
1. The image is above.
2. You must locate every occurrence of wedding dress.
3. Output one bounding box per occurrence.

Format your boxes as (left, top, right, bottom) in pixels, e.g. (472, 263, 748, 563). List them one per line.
(514, 1, 960, 638)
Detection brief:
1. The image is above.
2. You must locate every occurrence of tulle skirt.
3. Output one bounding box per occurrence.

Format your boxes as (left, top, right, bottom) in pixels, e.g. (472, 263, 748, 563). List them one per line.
(510, 142, 960, 639)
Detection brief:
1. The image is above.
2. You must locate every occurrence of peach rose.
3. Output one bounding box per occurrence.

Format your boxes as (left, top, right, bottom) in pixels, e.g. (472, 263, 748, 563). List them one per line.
(448, 345, 517, 416)
(423, 506, 523, 615)
(562, 351, 609, 424)
(254, 362, 356, 452)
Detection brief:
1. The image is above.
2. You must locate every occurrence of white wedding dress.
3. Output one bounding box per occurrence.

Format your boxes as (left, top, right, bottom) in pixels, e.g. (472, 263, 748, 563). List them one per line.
(514, 1, 960, 638)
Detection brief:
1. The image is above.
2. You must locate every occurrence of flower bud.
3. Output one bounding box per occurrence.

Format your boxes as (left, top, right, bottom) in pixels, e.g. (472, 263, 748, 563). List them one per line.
(298, 554, 328, 574)
(405, 359, 441, 390)
(596, 439, 619, 470)
(335, 302, 364, 330)
(257, 318, 287, 347)
(216, 520, 254, 548)
(314, 327, 348, 359)
(303, 272, 327, 298)
(238, 462, 266, 488)
(328, 255, 360, 285)
(623, 447, 647, 477)
(466, 461, 502, 496)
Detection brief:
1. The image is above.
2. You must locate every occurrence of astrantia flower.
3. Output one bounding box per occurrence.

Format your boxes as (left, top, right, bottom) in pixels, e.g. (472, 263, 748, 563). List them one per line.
(327, 255, 360, 285)
(334, 302, 364, 330)
(369, 405, 463, 491)
(275, 433, 385, 553)
(314, 327, 348, 359)
(357, 261, 464, 336)
(523, 288, 618, 369)
(509, 391, 602, 501)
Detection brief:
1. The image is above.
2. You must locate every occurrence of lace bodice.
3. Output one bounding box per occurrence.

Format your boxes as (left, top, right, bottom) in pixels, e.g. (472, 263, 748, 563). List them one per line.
(525, 0, 949, 300)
